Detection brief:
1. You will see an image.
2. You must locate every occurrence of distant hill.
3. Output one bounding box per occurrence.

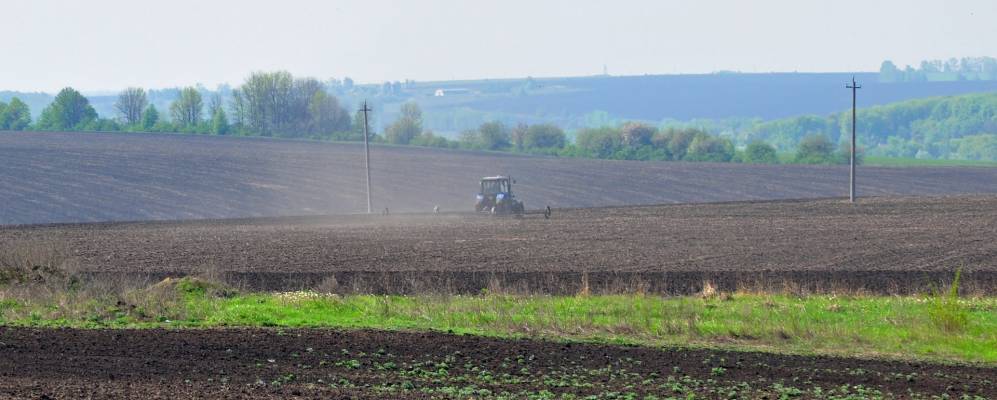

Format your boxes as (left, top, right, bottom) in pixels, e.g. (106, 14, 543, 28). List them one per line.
(384, 72, 997, 134)
(6, 72, 997, 137)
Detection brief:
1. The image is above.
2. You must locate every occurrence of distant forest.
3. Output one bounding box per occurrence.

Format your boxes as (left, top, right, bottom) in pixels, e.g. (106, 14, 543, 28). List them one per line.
(2, 60, 997, 162)
(732, 92, 997, 161)
(879, 57, 997, 83)
(0, 71, 852, 166)
(7, 63, 997, 133)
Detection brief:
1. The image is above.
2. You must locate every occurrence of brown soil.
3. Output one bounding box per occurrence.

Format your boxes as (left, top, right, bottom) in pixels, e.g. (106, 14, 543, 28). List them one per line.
(3, 195, 994, 294)
(2, 131, 997, 225)
(0, 327, 993, 399)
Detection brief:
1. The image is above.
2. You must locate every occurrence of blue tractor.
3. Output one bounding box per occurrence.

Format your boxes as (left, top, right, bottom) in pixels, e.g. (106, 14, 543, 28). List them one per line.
(475, 176, 525, 215)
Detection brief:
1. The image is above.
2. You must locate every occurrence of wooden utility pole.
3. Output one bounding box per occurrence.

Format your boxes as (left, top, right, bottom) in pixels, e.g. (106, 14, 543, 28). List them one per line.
(846, 77, 861, 203)
(361, 101, 372, 214)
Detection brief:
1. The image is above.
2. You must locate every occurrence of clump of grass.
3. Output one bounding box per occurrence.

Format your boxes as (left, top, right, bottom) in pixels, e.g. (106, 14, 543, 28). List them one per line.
(163, 276, 237, 299)
(316, 275, 340, 294)
(927, 269, 970, 333)
(0, 242, 241, 325)
(0, 241, 78, 287)
(577, 272, 590, 297)
(124, 276, 238, 323)
(699, 281, 718, 299)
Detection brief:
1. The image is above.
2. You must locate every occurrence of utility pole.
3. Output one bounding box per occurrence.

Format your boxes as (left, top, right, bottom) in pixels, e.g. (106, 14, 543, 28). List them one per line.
(361, 101, 373, 214)
(846, 77, 861, 203)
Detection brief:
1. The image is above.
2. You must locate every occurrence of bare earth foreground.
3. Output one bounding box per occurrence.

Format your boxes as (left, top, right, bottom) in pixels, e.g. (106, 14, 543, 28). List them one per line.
(2, 131, 997, 225)
(1, 328, 994, 399)
(3, 195, 995, 294)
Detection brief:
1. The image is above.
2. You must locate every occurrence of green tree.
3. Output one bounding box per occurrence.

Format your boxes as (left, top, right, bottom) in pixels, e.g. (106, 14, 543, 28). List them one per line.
(835, 143, 863, 165)
(794, 134, 837, 164)
(458, 129, 480, 148)
(743, 141, 779, 164)
(410, 131, 454, 148)
(399, 101, 422, 121)
(350, 108, 374, 141)
(37, 87, 97, 130)
(0, 97, 32, 131)
(212, 108, 230, 135)
(749, 115, 836, 151)
(879, 60, 902, 82)
(82, 118, 121, 132)
(523, 124, 566, 149)
(510, 123, 529, 150)
(307, 91, 351, 138)
(169, 87, 203, 129)
(235, 71, 293, 136)
(684, 134, 735, 162)
(152, 120, 174, 133)
(115, 87, 147, 126)
(576, 127, 621, 158)
(660, 128, 699, 160)
(477, 121, 511, 150)
(385, 101, 422, 144)
(953, 134, 997, 161)
(386, 118, 420, 145)
(620, 122, 655, 148)
(141, 105, 160, 131)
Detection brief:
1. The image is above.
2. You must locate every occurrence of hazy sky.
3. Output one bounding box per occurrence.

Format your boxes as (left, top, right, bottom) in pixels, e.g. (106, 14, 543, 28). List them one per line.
(4, 0, 996, 92)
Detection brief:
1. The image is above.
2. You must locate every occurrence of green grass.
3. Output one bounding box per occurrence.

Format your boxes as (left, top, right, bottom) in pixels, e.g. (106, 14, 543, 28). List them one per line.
(2, 280, 995, 364)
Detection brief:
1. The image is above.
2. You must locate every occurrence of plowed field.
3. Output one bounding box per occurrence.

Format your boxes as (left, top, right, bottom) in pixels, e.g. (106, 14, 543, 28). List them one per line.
(3, 133, 997, 399)
(1, 328, 993, 399)
(4, 195, 994, 294)
(2, 131, 997, 225)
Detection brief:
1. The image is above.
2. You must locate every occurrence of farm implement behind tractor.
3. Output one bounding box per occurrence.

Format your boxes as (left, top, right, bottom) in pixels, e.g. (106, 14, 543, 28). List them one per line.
(475, 176, 551, 218)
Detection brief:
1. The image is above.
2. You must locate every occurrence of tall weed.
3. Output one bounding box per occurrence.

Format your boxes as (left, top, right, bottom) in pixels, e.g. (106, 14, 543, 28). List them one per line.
(927, 269, 969, 332)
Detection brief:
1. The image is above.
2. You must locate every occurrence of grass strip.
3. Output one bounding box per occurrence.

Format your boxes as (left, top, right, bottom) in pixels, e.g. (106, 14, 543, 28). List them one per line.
(1, 278, 995, 364)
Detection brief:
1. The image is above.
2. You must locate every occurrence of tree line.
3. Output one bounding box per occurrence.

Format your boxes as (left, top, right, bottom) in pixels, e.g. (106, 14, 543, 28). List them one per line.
(1, 71, 357, 140)
(2, 71, 859, 165)
(747, 92, 997, 161)
(0, 98, 31, 131)
(376, 101, 848, 165)
(880, 57, 997, 83)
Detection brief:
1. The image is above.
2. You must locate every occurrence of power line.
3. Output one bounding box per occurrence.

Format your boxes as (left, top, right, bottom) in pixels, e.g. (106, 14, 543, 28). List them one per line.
(846, 77, 861, 203)
(360, 101, 372, 214)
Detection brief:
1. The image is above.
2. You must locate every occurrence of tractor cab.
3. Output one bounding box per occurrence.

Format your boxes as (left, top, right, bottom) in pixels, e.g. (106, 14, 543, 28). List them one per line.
(476, 176, 524, 214)
(480, 177, 511, 196)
